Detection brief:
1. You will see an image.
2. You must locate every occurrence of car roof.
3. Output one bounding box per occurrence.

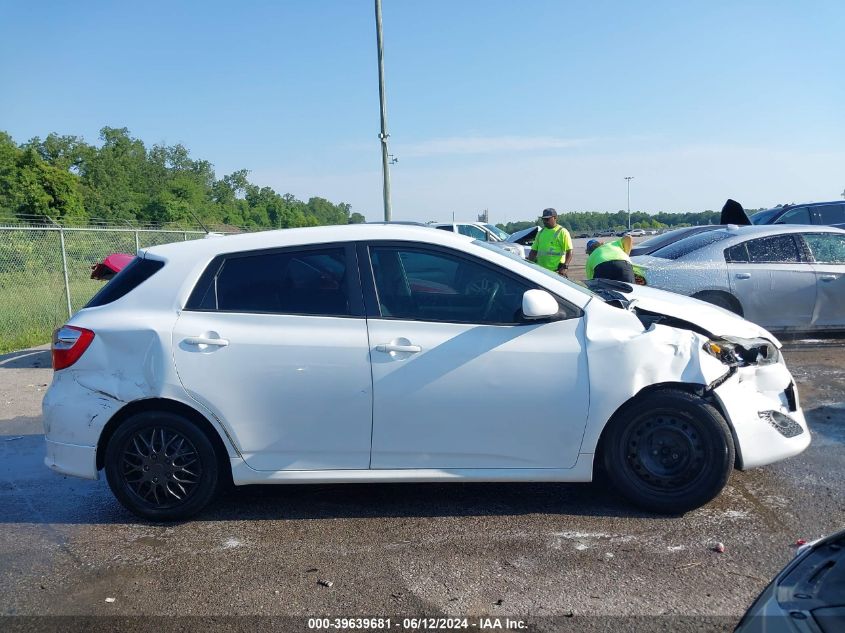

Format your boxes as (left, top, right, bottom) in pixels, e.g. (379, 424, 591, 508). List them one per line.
(142, 224, 472, 262)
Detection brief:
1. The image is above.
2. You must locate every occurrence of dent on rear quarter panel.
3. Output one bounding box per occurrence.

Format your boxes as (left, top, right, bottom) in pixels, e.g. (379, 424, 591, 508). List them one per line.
(578, 302, 728, 454)
(72, 328, 168, 403)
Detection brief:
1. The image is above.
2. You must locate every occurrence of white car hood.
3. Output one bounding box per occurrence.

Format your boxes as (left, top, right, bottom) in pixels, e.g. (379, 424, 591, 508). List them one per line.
(620, 284, 780, 346)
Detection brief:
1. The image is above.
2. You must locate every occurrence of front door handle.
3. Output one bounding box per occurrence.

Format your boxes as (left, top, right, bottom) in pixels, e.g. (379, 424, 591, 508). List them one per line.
(184, 336, 229, 347)
(376, 343, 421, 354)
(735, 273, 751, 280)
(820, 275, 837, 282)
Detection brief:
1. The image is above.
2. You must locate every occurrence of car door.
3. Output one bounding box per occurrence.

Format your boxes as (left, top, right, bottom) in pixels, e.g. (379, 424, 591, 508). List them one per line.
(801, 232, 845, 329)
(172, 244, 373, 471)
(360, 242, 589, 470)
(726, 234, 816, 329)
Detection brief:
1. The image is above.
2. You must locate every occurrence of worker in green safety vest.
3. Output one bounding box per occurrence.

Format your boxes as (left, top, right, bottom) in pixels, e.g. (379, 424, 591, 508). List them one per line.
(527, 208, 573, 276)
(585, 235, 634, 282)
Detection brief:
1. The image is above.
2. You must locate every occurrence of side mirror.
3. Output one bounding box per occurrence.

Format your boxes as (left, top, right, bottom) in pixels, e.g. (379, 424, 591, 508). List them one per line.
(522, 289, 559, 319)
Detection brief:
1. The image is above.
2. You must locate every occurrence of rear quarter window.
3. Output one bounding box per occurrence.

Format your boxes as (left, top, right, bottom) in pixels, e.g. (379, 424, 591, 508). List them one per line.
(816, 204, 845, 226)
(84, 257, 164, 308)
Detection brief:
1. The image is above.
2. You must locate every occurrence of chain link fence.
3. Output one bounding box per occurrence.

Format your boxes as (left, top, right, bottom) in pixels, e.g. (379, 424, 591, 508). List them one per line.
(0, 226, 206, 354)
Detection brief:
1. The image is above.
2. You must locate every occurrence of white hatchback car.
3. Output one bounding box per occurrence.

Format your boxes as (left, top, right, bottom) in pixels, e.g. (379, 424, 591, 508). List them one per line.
(44, 225, 810, 520)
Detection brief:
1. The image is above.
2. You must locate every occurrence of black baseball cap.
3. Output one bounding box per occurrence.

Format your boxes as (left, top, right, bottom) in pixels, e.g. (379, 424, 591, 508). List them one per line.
(540, 208, 558, 218)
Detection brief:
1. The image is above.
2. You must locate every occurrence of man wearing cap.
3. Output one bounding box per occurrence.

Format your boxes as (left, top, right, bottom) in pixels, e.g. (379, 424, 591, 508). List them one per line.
(585, 235, 634, 282)
(528, 208, 573, 276)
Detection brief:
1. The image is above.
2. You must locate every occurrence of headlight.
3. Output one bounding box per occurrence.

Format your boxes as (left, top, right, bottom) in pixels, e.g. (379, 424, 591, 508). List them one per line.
(703, 336, 780, 367)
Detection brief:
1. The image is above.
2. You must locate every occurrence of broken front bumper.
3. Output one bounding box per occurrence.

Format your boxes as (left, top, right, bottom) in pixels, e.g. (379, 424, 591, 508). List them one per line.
(712, 362, 811, 470)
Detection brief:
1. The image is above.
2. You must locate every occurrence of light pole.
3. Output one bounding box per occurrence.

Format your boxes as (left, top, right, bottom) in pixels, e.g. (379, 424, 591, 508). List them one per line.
(374, 0, 392, 221)
(625, 176, 634, 230)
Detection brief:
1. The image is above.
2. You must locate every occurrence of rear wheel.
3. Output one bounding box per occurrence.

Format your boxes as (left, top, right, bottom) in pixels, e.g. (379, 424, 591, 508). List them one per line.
(104, 411, 219, 521)
(602, 390, 734, 514)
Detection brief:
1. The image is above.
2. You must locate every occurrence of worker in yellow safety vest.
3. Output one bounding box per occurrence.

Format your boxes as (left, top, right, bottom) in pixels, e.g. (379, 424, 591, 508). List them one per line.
(528, 208, 573, 276)
(585, 235, 634, 282)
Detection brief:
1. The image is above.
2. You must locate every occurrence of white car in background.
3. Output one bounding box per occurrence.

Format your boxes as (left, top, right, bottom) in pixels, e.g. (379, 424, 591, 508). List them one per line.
(632, 225, 845, 332)
(43, 224, 809, 520)
(431, 222, 524, 257)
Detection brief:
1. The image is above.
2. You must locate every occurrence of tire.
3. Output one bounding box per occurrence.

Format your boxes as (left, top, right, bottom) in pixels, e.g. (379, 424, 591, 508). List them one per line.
(602, 389, 734, 514)
(693, 291, 742, 316)
(104, 411, 219, 521)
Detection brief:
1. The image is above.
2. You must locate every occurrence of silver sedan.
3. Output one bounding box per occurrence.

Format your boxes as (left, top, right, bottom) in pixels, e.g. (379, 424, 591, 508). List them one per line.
(631, 225, 845, 333)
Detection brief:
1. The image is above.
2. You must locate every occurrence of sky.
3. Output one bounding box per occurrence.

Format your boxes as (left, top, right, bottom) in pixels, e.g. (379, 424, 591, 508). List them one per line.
(2, 0, 844, 223)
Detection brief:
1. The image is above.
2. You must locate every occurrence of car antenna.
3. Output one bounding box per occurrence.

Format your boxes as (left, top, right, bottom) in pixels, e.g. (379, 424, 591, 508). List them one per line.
(187, 209, 210, 234)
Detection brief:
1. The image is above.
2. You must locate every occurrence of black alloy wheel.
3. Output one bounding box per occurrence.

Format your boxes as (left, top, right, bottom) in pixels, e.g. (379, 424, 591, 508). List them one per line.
(603, 389, 734, 514)
(105, 411, 219, 521)
(121, 427, 201, 507)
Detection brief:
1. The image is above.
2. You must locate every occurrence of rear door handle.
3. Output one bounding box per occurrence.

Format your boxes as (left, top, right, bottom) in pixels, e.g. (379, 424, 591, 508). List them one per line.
(375, 343, 421, 354)
(184, 336, 229, 347)
(735, 273, 751, 280)
(820, 275, 837, 282)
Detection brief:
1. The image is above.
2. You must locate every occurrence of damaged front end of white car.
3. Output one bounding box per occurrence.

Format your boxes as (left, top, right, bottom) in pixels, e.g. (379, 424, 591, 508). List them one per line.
(580, 280, 810, 513)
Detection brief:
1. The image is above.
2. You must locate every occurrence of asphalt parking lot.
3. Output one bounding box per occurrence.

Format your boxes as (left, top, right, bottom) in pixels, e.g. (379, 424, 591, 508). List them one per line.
(1, 241, 844, 632)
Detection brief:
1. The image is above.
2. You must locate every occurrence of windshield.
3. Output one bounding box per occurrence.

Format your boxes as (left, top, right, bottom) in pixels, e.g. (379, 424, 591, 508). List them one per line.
(483, 224, 510, 241)
(473, 240, 596, 298)
(650, 229, 733, 260)
(750, 208, 781, 225)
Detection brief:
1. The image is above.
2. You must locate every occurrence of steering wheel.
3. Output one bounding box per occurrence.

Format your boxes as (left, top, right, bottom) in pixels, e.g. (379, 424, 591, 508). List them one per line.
(465, 277, 502, 320)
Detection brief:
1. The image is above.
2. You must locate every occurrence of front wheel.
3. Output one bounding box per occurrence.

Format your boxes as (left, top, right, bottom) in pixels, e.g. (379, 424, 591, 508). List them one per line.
(602, 390, 734, 514)
(104, 411, 219, 521)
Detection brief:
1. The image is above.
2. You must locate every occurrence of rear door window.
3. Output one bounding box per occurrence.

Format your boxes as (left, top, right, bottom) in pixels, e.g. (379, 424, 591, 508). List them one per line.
(188, 247, 355, 316)
(804, 233, 845, 263)
(745, 235, 801, 263)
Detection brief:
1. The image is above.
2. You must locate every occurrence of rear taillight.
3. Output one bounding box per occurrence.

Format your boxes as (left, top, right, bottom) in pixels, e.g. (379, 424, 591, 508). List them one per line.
(51, 326, 95, 370)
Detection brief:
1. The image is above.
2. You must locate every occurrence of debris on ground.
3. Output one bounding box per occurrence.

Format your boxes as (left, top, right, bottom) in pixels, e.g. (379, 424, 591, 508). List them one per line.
(796, 538, 807, 546)
(306, 567, 318, 573)
(105, 597, 115, 603)
(675, 561, 703, 570)
(713, 542, 726, 553)
(317, 579, 333, 588)
(494, 599, 503, 606)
